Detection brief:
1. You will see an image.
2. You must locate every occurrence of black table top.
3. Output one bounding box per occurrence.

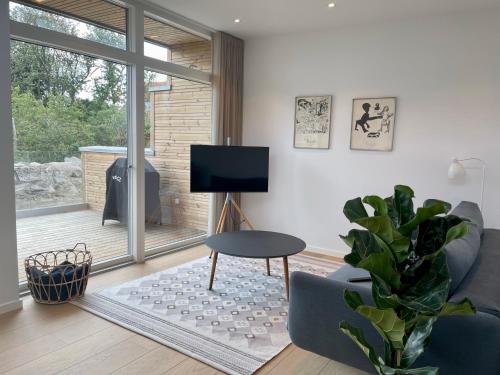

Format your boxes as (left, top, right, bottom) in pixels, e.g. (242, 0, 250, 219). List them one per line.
(205, 230, 306, 259)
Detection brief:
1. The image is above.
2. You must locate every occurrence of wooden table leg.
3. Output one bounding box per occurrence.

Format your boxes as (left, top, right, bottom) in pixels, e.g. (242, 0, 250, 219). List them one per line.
(266, 258, 271, 276)
(283, 256, 289, 300)
(208, 252, 219, 290)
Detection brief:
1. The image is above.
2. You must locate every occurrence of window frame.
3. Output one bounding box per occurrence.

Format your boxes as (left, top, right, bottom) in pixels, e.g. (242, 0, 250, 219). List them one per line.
(8, 0, 214, 281)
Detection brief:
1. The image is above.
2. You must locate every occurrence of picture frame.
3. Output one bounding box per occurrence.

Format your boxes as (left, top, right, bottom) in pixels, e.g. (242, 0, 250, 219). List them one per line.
(293, 95, 332, 149)
(350, 97, 397, 152)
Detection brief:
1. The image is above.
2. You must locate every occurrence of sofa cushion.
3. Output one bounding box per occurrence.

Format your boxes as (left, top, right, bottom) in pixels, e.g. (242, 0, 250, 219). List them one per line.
(328, 264, 371, 289)
(450, 229, 500, 318)
(441, 200, 483, 295)
(444, 223, 481, 294)
(450, 201, 484, 235)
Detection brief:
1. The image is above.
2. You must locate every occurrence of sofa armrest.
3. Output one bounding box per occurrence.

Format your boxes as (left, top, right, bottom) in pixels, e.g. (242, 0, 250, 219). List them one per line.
(289, 271, 500, 375)
(417, 312, 500, 374)
(288, 271, 383, 373)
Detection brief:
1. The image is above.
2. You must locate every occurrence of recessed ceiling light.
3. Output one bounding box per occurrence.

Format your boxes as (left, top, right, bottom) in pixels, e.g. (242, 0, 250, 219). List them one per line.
(234, 18, 241, 24)
(328, 2, 335, 8)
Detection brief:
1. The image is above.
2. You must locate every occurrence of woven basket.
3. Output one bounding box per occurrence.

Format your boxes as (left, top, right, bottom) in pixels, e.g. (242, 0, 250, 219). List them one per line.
(25, 243, 92, 304)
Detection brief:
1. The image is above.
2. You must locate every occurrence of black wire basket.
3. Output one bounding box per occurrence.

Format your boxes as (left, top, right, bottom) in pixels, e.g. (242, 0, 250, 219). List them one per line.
(24, 243, 92, 304)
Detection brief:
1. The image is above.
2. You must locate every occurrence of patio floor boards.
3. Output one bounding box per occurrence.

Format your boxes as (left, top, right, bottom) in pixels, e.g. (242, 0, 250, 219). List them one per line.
(16, 209, 206, 282)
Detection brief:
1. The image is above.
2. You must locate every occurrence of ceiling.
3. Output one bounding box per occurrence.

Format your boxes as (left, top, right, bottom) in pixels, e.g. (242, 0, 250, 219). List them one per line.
(150, 0, 500, 39)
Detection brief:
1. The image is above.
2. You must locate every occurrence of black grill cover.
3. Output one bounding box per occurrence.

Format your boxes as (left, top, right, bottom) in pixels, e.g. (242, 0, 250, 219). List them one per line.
(102, 158, 161, 225)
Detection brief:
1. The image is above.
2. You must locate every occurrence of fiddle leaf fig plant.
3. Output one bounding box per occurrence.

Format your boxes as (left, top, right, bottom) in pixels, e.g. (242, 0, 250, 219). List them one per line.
(340, 185, 476, 375)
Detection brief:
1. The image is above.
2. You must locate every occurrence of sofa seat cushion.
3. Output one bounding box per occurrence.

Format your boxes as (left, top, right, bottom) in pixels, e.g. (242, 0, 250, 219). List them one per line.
(450, 229, 500, 318)
(328, 264, 371, 289)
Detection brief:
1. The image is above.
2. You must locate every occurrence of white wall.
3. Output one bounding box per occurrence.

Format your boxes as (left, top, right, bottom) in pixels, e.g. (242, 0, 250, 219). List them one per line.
(242, 10, 500, 256)
(0, 2, 23, 314)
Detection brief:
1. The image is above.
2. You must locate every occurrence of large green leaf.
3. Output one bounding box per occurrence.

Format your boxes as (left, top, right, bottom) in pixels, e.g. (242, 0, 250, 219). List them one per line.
(445, 222, 469, 244)
(339, 321, 384, 374)
(354, 216, 411, 263)
(414, 216, 464, 257)
(341, 229, 383, 258)
(344, 197, 368, 222)
(344, 289, 365, 311)
(399, 202, 451, 237)
(392, 185, 416, 227)
(371, 273, 399, 309)
(399, 252, 450, 314)
(343, 235, 401, 289)
(355, 306, 406, 350)
(381, 366, 439, 375)
(358, 249, 401, 289)
(424, 199, 452, 213)
(439, 298, 476, 316)
(400, 318, 436, 368)
(364, 195, 389, 216)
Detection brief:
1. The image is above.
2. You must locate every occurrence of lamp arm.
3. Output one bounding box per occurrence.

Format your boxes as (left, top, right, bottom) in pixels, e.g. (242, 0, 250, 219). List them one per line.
(480, 163, 486, 212)
(456, 157, 486, 166)
(453, 158, 487, 211)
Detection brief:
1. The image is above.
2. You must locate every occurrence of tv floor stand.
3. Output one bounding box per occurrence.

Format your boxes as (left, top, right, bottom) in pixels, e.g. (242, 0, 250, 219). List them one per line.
(216, 192, 254, 232)
(209, 193, 272, 274)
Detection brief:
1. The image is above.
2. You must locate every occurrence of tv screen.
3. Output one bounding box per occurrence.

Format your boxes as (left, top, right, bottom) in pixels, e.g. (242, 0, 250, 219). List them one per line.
(190, 145, 269, 193)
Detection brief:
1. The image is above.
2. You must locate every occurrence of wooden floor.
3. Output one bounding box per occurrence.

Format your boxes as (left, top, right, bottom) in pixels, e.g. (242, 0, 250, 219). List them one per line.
(0, 245, 366, 375)
(16, 210, 206, 282)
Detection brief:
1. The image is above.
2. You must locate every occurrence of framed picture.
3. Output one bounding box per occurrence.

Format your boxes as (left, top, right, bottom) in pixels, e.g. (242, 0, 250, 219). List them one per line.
(294, 95, 332, 149)
(350, 97, 397, 151)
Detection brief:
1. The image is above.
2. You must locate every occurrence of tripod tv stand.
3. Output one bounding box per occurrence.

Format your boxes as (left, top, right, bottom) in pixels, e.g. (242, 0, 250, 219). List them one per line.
(216, 193, 254, 232)
(210, 192, 272, 275)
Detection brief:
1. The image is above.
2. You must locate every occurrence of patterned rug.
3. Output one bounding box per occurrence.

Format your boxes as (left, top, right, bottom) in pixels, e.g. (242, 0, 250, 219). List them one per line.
(72, 253, 343, 375)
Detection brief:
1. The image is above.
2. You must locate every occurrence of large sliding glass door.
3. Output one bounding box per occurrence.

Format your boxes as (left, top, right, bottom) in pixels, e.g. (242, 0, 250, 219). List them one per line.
(142, 15, 212, 255)
(11, 39, 131, 281)
(8, 0, 213, 285)
(144, 71, 211, 255)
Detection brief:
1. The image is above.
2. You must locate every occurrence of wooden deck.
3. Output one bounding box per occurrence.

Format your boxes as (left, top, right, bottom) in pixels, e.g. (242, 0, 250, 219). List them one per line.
(16, 209, 206, 281)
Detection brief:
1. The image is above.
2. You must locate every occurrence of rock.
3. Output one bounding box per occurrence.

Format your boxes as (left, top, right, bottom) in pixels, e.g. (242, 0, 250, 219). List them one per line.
(14, 158, 84, 210)
(64, 156, 81, 165)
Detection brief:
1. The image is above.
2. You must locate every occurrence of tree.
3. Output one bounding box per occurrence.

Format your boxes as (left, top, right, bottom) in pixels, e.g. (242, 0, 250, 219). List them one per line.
(90, 28, 127, 107)
(9, 3, 145, 160)
(10, 5, 95, 105)
(11, 89, 95, 162)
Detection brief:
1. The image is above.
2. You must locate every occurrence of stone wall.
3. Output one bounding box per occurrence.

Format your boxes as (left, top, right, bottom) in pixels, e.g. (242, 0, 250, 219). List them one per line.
(15, 157, 83, 210)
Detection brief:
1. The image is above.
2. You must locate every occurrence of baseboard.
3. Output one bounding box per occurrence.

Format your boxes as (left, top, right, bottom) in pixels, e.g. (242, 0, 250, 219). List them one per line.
(305, 246, 347, 262)
(0, 299, 23, 315)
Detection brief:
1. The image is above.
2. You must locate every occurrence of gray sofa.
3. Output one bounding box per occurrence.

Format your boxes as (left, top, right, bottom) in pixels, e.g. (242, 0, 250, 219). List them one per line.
(288, 202, 500, 375)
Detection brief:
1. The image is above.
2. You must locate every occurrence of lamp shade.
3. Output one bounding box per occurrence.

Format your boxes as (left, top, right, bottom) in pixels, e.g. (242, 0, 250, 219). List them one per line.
(448, 158, 466, 180)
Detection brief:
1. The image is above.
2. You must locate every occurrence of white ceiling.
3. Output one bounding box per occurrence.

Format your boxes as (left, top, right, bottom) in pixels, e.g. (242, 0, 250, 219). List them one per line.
(150, 0, 500, 39)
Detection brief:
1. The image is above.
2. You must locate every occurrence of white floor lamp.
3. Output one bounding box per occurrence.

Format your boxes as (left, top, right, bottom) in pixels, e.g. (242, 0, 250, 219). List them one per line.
(448, 157, 487, 211)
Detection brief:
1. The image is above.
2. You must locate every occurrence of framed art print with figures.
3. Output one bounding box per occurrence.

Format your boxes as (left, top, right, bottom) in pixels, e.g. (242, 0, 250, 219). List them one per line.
(294, 95, 332, 149)
(350, 97, 397, 151)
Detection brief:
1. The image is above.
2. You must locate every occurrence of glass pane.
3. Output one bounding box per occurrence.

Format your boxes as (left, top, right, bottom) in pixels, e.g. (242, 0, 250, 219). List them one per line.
(9, 1, 127, 49)
(144, 70, 211, 254)
(145, 41, 170, 62)
(11, 40, 129, 282)
(144, 16, 212, 72)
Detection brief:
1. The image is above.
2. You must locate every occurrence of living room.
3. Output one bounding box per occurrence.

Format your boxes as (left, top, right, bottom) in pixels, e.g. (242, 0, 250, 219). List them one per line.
(0, 0, 499, 374)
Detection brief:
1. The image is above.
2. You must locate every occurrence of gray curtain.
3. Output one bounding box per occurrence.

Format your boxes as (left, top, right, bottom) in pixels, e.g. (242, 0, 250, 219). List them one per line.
(212, 32, 244, 232)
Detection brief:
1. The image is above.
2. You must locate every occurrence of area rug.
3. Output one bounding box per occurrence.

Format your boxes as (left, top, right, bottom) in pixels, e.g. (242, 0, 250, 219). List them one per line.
(72, 253, 343, 375)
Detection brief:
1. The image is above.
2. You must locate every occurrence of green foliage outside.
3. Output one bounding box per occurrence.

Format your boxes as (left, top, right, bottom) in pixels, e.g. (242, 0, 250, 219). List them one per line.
(10, 4, 153, 163)
(340, 185, 476, 374)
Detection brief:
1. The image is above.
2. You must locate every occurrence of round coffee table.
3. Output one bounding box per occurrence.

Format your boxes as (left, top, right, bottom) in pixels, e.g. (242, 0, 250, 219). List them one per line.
(205, 231, 306, 300)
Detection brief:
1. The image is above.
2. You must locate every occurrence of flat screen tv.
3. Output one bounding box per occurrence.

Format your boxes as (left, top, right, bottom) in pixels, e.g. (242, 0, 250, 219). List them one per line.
(190, 145, 269, 193)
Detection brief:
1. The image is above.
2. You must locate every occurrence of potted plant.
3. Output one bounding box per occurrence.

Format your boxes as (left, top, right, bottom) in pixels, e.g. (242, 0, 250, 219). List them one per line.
(340, 185, 476, 375)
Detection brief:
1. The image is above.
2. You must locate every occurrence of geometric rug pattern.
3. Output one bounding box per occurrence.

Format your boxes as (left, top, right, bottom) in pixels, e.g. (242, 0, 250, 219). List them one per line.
(72, 253, 343, 375)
